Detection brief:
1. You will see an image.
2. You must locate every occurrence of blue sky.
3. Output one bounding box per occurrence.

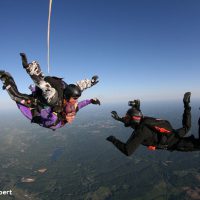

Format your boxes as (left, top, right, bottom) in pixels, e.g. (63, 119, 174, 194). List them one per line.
(0, 0, 200, 109)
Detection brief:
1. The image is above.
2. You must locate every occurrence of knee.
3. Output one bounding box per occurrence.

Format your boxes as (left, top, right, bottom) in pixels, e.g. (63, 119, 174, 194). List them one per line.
(124, 146, 133, 157)
(9, 95, 16, 101)
(125, 152, 132, 157)
(184, 125, 191, 133)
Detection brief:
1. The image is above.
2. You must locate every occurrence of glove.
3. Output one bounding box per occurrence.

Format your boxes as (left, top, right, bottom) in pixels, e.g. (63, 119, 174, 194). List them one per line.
(106, 136, 116, 143)
(91, 75, 99, 86)
(20, 53, 28, 68)
(91, 98, 101, 105)
(111, 111, 120, 121)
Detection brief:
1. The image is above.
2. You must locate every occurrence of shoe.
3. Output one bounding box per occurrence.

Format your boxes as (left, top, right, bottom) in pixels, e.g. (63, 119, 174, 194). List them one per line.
(0, 70, 5, 79)
(0, 71, 12, 81)
(183, 92, 191, 107)
(106, 136, 116, 143)
(20, 53, 28, 68)
(0, 71, 15, 90)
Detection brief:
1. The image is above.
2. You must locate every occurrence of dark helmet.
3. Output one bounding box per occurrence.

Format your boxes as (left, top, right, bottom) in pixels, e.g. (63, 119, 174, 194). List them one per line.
(64, 84, 82, 100)
(126, 107, 143, 124)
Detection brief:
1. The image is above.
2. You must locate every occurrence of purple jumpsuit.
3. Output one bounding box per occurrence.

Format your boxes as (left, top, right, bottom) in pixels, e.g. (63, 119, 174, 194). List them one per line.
(17, 99, 92, 130)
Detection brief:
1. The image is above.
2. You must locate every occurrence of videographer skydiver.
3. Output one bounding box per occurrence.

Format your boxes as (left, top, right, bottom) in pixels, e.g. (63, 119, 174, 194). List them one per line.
(107, 92, 200, 156)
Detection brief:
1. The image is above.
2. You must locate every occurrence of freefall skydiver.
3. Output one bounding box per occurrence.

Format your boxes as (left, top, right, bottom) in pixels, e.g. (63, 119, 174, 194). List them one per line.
(0, 53, 100, 130)
(107, 92, 200, 156)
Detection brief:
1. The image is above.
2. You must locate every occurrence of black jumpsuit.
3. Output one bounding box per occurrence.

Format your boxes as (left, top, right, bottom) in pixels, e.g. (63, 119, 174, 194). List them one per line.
(110, 106, 200, 156)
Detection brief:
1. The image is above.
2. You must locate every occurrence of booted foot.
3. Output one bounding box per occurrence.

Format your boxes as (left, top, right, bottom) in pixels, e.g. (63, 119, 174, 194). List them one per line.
(0, 71, 16, 90)
(0, 70, 6, 78)
(20, 53, 28, 68)
(183, 92, 191, 107)
(0, 71, 11, 81)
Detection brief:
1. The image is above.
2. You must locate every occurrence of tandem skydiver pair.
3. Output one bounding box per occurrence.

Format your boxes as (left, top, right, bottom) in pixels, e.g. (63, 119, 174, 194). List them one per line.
(1, 53, 200, 154)
(0, 53, 100, 130)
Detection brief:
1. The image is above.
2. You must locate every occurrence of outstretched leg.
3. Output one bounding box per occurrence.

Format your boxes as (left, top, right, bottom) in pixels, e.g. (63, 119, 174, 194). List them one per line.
(20, 53, 58, 106)
(175, 92, 191, 137)
(0, 71, 35, 107)
(177, 108, 200, 151)
(172, 136, 200, 152)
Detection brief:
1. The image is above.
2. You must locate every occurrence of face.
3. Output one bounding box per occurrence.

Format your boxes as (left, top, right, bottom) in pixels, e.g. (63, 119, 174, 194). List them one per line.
(68, 97, 78, 104)
(124, 114, 140, 129)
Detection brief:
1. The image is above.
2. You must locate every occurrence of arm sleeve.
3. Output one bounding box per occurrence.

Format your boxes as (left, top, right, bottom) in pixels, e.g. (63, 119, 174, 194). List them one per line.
(78, 99, 91, 110)
(117, 116, 131, 127)
(117, 117, 126, 123)
(76, 79, 93, 91)
(112, 128, 145, 156)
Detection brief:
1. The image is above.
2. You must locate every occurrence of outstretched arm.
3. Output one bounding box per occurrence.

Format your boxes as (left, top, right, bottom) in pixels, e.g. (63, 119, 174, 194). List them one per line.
(111, 111, 127, 124)
(76, 75, 99, 91)
(77, 98, 100, 110)
(107, 128, 145, 156)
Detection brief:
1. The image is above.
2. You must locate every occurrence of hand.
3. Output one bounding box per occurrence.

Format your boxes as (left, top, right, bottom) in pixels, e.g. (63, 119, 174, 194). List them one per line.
(106, 136, 116, 143)
(91, 98, 100, 105)
(111, 111, 120, 120)
(20, 53, 28, 68)
(91, 75, 99, 86)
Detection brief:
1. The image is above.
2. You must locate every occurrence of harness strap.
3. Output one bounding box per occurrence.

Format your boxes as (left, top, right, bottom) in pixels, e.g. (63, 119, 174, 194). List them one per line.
(154, 126, 171, 134)
(147, 144, 169, 150)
